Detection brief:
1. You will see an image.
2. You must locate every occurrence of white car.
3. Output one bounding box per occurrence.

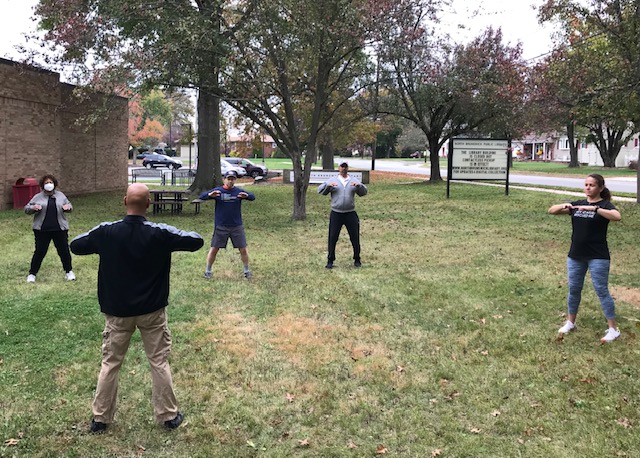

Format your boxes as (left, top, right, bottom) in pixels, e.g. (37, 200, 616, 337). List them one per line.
(221, 159, 247, 177)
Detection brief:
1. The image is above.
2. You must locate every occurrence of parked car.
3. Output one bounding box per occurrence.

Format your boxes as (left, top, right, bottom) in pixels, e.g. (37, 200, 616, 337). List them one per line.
(224, 157, 268, 178)
(409, 151, 422, 158)
(142, 154, 183, 169)
(136, 151, 152, 160)
(154, 147, 177, 157)
(221, 159, 247, 177)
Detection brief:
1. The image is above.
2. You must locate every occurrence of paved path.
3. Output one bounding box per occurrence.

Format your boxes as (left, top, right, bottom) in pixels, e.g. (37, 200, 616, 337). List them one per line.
(345, 159, 638, 198)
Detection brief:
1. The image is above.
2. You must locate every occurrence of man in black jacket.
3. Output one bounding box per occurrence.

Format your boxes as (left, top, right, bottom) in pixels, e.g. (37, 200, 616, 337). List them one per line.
(70, 183, 204, 433)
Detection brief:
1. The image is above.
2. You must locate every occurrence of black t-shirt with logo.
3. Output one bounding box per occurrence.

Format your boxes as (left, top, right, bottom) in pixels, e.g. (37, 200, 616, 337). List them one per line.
(568, 199, 616, 260)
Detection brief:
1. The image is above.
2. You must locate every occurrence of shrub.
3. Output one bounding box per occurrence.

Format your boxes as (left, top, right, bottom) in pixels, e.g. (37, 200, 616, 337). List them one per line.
(629, 160, 638, 170)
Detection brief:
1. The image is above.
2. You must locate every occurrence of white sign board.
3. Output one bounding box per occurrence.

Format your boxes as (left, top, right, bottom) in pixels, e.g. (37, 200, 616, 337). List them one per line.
(450, 139, 509, 180)
(286, 170, 365, 184)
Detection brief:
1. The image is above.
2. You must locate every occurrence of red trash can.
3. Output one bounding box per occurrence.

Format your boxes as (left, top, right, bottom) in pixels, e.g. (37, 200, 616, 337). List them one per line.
(13, 177, 40, 209)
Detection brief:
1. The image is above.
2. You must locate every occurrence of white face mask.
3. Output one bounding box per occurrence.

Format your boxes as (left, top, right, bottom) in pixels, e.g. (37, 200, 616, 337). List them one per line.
(43, 183, 55, 192)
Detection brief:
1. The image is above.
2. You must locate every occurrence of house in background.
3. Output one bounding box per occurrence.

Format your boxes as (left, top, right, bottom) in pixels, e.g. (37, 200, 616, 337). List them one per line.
(224, 133, 276, 158)
(512, 132, 639, 167)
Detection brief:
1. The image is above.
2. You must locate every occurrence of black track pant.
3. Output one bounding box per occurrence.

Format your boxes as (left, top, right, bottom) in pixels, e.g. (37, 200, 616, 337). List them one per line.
(29, 229, 72, 275)
(327, 210, 360, 263)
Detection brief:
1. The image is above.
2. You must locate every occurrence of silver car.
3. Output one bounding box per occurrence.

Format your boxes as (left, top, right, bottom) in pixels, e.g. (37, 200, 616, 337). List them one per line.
(221, 159, 247, 177)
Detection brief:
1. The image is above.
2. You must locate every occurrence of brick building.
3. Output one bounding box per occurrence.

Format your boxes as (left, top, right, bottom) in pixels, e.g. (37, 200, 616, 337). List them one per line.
(0, 58, 128, 210)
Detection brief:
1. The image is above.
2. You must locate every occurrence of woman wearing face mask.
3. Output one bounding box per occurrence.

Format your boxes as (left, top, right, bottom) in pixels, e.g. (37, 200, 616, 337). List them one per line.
(24, 174, 75, 283)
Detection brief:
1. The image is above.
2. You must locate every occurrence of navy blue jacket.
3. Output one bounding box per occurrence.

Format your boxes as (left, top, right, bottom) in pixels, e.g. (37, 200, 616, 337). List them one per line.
(70, 215, 203, 317)
(199, 186, 255, 227)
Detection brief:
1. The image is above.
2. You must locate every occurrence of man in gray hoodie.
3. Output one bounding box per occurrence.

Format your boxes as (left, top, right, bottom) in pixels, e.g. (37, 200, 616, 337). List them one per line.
(318, 162, 368, 269)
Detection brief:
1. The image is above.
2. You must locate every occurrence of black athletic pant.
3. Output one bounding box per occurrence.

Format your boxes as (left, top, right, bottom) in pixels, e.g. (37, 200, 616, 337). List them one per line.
(29, 229, 73, 275)
(327, 210, 361, 263)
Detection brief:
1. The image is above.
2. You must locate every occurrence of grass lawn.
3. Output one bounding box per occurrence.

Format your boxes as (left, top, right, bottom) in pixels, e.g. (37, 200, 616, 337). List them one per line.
(1, 173, 639, 457)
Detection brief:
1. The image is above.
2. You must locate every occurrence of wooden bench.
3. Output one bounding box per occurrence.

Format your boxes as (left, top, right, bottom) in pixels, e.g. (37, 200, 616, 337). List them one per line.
(191, 198, 204, 215)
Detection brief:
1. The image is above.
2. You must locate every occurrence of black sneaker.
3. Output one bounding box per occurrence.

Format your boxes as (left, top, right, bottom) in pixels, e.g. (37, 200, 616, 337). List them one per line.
(354, 260, 362, 268)
(325, 262, 333, 269)
(90, 419, 107, 433)
(164, 412, 184, 430)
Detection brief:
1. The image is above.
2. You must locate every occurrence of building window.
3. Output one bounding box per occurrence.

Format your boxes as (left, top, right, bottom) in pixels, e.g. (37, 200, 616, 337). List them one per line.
(635, 138, 639, 148)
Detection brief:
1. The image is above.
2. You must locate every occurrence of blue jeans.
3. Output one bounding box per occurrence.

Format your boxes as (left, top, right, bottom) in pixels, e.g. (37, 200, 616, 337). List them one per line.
(567, 257, 616, 320)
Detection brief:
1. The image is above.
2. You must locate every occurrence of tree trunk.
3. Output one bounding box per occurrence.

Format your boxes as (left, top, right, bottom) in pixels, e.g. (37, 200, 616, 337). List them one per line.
(291, 152, 307, 220)
(567, 121, 580, 168)
(427, 136, 443, 181)
(190, 89, 221, 192)
(321, 141, 334, 169)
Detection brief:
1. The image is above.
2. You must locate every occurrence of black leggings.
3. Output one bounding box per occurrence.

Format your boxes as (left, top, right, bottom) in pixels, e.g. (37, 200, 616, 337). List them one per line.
(29, 230, 73, 275)
(327, 210, 361, 262)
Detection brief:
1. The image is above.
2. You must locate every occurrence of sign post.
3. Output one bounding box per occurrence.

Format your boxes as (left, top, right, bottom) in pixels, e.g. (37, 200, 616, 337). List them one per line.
(447, 138, 511, 198)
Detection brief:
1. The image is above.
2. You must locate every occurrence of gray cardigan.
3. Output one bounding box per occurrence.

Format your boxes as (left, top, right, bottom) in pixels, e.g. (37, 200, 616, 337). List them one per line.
(24, 190, 73, 230)
(318, 175, 368, 213)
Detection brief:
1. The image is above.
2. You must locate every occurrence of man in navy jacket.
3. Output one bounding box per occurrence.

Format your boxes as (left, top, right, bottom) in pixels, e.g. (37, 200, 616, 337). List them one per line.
(199, 170, 256, 279)
(70, 183, 203, 433)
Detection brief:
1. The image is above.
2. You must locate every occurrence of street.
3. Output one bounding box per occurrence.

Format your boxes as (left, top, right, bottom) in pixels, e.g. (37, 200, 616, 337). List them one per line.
(345, 159, 638, 195)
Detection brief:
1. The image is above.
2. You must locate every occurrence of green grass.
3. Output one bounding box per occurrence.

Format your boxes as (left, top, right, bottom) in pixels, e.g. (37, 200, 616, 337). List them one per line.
(1, 176, 639, 457)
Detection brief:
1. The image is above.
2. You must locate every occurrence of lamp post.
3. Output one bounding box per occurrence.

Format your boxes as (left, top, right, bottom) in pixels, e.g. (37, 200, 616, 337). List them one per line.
(181, 123, 193, 170)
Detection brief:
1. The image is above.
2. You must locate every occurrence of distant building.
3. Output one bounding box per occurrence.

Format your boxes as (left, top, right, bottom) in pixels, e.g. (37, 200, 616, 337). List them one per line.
(223, 134, 276, 158)
(512, 132, 638, 167)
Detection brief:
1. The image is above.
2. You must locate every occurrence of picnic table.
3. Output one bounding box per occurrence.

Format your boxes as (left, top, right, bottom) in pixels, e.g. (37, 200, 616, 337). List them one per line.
(149, 190, 190, 215)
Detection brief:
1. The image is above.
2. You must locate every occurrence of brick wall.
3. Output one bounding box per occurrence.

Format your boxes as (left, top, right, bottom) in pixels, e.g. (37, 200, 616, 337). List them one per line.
(0, 59, 128, 210)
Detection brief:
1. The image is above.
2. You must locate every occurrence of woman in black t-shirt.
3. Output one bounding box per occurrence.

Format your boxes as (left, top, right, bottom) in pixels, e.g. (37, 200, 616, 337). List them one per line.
(548, 173, 622, 343)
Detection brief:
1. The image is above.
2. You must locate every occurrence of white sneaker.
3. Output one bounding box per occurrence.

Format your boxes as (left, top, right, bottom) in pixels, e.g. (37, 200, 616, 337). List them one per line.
(65, 271, 76, 281)
(558, 320, 576, 334)
(27, 274, 36, 283)
(601, 327, 620, 343)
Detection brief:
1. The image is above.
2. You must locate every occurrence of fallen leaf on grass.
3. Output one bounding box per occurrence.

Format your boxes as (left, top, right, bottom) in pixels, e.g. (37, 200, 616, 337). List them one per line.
(136, 445, 146, 456)
(376, 444, 388, 454)
(445, 391, 460, 401)
(579, 378, 596, 384)
(432, 448, 442, 456)
(616, 418, 632, 428)
(480, 350, 489, 356)
(4, 438, 19, 446)
(517, 438, 525, 444)
(469, 427, 482, 434)
(285, 393, 295, 403)
(298, 438, 310, 447)
(395, 365, 405, 373)
(490, 410, 501, 417)
(347, 440, 358, 449)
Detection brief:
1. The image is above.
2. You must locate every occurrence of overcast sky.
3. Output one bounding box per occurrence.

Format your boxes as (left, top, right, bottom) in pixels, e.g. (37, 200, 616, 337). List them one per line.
(0, 0, 555, 68)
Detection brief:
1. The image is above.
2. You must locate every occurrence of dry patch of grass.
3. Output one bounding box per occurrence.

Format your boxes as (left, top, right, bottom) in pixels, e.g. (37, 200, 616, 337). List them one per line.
(611, 286, 640, 308)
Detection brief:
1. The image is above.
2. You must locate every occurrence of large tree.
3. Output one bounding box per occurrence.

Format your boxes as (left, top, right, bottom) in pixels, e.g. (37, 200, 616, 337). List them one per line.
(375, 1, 527, 181)
(540, 0, 640, 167)
(36, 0, 255, 191)
(223, 0, 375, 220)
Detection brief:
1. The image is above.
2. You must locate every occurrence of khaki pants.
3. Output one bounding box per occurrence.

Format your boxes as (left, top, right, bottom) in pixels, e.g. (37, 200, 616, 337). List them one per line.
(92, 308, 178, 423)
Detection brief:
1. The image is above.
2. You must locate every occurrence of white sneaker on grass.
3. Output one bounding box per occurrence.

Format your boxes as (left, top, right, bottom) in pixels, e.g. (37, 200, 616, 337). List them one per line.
(27, 274, 36, 283)
(65, 271, 76, 281)
(203, 271, 212, 279)
(558, 320, 576, 334)
(601, 327, 620, 343)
